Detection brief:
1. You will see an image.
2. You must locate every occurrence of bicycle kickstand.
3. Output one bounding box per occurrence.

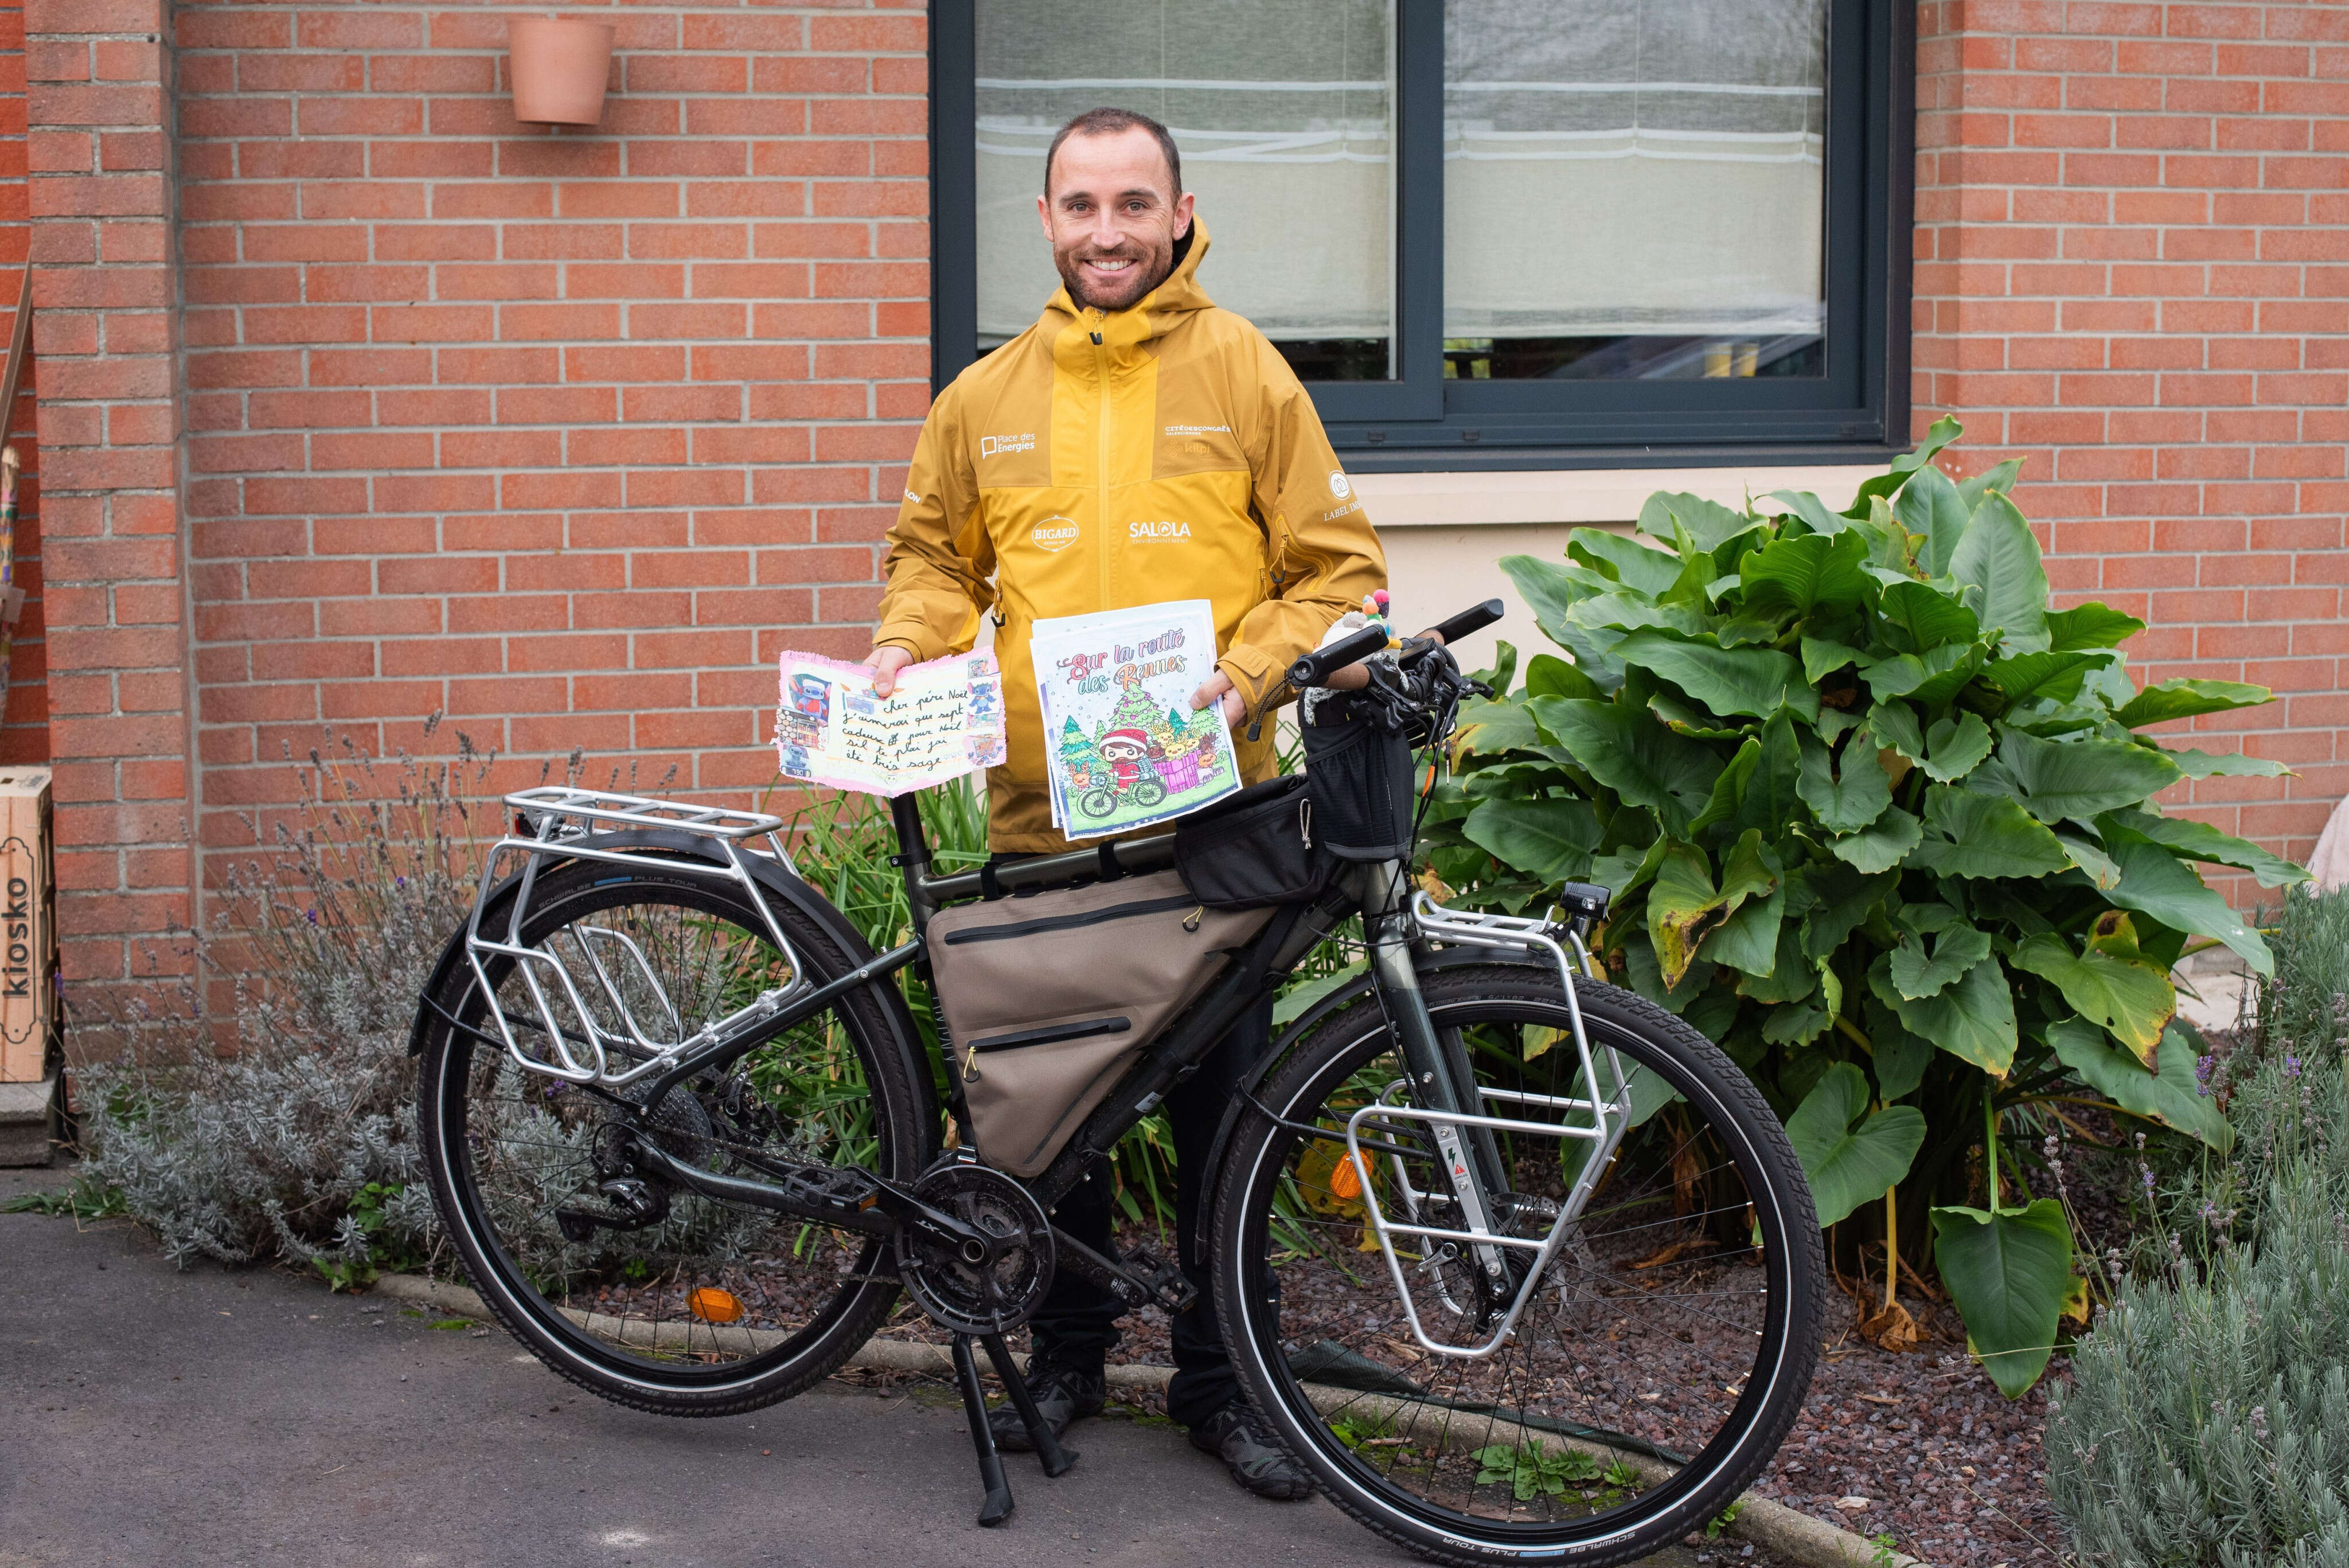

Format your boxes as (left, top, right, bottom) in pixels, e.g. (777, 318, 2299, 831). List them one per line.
(950, 1335, 1016, 1526)
(981, 1332, 1077, 1479)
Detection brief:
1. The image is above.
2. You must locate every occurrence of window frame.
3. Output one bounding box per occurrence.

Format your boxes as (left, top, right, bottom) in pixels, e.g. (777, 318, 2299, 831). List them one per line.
(929, 0, 1911, 471)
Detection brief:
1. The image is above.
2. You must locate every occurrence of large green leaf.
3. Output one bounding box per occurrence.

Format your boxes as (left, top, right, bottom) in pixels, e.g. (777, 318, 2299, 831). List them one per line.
(1875, 579, 1981, 653)
(1499, 553, 1616, 630)
(1805, 863, 1895, 958)
(2098, 808, 2309, 890)
(1567, 591, 1711, 641)
(1982, 650, 2102, 709)
(1523, 653, 1603, 703)
(1843, 414, 1965, 519)
(1567, 528, 1682, 595)
(1704, 882, 1785, 977)
(2103, 832, 2273, 974)
(1462, 796, 1603, 886)
(1801, 637, 1876, 684)
(1906, 786, 2073, 880)
(2111, 678, 2272, 730)
(2047, 1016, 2233, 1152)
(1831, 805, 1922, 874)
(1529, 697, 1723, 836)
(1783, 1063, 1926, 1228)
(1797, 732, 1892, 833)
(1879, 953, 2019, 1075)
(2009, 930, 2175, 1062)
(1929, 1199, 2072, 1398)
(1648, 831, 1777, 990)
(1863, 642, 1981, 705)
(1638, 491, 1766, 553)
(1956, 457, 2024, 512)
(1613, 633, 1819, 723)
(2044, 601, 2144, 651)
(1894, 463, 1976, 578)
(1453, 696, 1543, 757)
(1765, 489, 1850, 536)
(1738, 530, 1871, 619)
(2163, 748, 2290, 781)
(1921, 712, 1994, 782)
(1996, 729, 2183, 824)
(1866, 700, 1926, 765)
(1733, 711, 1806, 838)
(1888, 925, 1994, 1000)
(1948, 493, 2050, 653)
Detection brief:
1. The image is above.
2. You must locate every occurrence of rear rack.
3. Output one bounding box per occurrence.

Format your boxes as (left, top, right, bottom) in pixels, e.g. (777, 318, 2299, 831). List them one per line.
(463, 788, 812, 1087)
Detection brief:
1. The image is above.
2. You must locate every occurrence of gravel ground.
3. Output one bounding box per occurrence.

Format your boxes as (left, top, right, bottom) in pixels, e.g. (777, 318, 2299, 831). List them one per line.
(1747, 1291, 2058, 1568)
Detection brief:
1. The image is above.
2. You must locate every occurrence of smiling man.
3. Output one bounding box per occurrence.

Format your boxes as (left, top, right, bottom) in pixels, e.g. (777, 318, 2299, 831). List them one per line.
(863, 107, 1383, 1498)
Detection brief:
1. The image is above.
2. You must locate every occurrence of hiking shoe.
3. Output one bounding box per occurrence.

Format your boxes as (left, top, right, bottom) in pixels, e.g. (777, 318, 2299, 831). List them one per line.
(1188, 1402, 1317, 1501)
(987, 1362, 1105, 1452)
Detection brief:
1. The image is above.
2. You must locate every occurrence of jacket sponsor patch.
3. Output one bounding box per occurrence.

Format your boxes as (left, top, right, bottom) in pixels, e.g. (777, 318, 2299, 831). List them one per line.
(1031, 516, 1079, 552)
(979, 432, 1036, 458)
(1127, 520, 1192, 541)
(903, 489, 920, 504)
(1328, 469, 1352, 500)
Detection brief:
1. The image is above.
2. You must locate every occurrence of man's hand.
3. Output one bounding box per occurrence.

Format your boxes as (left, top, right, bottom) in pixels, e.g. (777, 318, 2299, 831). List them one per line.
(1190, 669, 1246, 729)
(864, 645, 915, 698)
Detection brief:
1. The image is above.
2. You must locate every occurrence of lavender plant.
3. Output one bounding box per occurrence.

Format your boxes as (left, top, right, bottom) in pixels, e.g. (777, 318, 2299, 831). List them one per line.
(68, 727, 504, 1280)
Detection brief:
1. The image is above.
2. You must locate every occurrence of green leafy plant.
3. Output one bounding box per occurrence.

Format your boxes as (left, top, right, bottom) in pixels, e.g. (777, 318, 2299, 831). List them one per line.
(1707, 1499, 1747, 1539)
(1427, 418, 2307, 1395)
(1470, 1438, 1603, 1501)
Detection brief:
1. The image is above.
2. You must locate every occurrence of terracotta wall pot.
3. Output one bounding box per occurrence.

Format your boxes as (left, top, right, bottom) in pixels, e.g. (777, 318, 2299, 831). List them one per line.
(508, 17, 615, 127)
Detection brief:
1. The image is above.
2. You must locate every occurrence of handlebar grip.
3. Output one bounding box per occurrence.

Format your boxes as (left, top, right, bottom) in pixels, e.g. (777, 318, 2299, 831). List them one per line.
(1287, 624, 1390, 689)
(1425, 598, 1504, 648)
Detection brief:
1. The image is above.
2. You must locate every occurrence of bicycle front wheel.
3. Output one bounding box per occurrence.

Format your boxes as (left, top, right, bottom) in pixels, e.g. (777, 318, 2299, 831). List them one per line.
(1212, 964, 1821, 1567)
(415, 856, 935, 1417)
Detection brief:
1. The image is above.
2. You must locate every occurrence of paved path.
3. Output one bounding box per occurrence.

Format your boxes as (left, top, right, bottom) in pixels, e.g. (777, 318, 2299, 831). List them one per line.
(0, 1167, 1745, 1568)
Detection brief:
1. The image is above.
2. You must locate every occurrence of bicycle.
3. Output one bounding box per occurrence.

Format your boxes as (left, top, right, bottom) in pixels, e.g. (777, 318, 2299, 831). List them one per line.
(409, 600, 1823, 1567)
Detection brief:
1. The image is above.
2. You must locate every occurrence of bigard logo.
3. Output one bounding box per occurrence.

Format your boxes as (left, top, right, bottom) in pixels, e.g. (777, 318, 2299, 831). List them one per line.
(1031, 516, 1079, 552)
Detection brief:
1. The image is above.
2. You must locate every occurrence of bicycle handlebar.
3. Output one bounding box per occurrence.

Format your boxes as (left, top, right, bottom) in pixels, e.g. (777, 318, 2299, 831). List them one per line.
(1285, 598, 1506, 689)
(1286, 624, 1390, 690)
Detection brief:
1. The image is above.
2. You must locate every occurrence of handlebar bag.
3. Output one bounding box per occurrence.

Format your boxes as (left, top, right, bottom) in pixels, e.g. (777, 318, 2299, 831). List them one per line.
(1173, 773, 1335, 909)
(1300, 698, 1417, 861)
(925, 870, 1274, 1177)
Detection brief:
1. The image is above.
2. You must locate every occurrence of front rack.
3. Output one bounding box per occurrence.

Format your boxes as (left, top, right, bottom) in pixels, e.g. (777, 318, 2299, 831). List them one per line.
(463, 787, 812, 1087)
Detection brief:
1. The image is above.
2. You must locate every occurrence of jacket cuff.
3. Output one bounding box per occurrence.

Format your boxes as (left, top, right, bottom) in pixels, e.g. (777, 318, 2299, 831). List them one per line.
(1218, 645, 1286, 720)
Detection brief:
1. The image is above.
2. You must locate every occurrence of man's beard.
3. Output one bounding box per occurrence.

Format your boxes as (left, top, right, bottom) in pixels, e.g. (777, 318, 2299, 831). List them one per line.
(1055, 241, 1172, 313)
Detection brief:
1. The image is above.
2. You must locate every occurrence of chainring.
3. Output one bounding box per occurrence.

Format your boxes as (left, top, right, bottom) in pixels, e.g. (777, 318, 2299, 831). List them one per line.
(895, 1161, 1055, 1337)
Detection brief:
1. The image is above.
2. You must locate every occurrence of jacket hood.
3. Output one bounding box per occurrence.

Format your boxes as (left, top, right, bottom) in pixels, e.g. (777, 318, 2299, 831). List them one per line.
(1040, 216, 1215, 347)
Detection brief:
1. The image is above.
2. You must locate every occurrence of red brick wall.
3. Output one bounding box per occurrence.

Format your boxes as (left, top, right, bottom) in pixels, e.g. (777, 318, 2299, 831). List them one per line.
(173, 0, 927, 860)
(28, 0, 188, 986)
(1914, 0, 2349, 899)
(0, 0, 46, 767)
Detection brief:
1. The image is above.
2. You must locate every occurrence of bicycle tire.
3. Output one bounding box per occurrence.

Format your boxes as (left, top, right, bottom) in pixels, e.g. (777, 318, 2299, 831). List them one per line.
(1211, 964, 1821, 1567)
(415, 856, 936, 1418)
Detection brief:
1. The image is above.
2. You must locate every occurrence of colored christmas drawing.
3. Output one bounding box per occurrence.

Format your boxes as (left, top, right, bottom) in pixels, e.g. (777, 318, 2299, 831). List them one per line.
(1031, 599, 1240, 837)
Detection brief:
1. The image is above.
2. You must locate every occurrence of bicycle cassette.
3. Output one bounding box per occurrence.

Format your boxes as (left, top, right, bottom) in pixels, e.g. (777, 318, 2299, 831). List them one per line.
(895, 1161, 1055, 1337)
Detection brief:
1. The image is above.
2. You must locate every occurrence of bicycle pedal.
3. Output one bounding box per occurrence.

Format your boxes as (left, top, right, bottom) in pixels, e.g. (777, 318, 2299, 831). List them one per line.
(1120, 1243, 1197, 1314)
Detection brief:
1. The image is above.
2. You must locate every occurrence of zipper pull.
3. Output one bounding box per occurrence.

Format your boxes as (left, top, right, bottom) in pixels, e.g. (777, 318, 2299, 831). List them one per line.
(1183, 906, 1204, 933)
(962, 1043, 981, 1082)
(1090, 331, 1103, 346)
(1300, 799, 1313, 848)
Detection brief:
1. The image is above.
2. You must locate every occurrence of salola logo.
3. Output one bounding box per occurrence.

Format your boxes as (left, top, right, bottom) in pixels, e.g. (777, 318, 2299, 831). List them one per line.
(1030, 517, 1079, 552)
(1128, 520, 1192, 541)
(979, 432, 1036, 458)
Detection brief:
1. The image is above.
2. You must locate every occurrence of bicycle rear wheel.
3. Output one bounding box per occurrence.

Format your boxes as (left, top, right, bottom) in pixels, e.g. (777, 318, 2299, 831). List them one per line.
(415, 855, 935, 1417)
(1212, 964, 1821, 1567)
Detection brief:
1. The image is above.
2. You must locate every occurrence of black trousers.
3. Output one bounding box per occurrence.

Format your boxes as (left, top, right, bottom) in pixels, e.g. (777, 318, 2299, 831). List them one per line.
(1024, 995, 1273, 1430)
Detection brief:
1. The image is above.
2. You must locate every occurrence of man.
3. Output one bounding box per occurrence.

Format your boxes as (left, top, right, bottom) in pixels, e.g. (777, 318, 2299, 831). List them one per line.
(864, 106, 1383, 1498)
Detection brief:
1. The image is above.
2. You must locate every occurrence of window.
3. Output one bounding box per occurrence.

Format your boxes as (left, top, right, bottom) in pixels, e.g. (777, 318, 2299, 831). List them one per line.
(930, 0, 1910, 468)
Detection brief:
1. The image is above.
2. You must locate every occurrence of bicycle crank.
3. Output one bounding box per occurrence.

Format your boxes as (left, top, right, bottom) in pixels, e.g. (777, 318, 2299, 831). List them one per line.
(895, 1161, 1055, 1336)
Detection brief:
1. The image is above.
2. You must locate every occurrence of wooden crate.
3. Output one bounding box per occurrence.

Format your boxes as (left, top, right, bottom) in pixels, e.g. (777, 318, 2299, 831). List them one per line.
(0, 769, 55, 1082)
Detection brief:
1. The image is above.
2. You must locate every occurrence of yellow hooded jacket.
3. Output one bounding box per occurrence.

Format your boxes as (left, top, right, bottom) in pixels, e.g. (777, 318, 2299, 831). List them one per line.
(875, 219, 1387, 852)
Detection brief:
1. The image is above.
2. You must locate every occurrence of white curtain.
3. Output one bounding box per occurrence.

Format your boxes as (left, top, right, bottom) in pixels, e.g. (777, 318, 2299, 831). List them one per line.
(974, 0, 1394, 345)
(1442, 0, 1827, 340)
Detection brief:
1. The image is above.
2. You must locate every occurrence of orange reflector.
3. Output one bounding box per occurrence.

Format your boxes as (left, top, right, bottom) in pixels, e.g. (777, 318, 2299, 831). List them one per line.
(689, 1287, 744, 1324)
(1329, 1152, 1366, 1201)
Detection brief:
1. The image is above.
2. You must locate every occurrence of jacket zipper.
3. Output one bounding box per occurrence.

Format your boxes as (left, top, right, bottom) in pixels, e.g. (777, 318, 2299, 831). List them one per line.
(1093, 318, 1113, 610)
(939, 893, 1197, 945)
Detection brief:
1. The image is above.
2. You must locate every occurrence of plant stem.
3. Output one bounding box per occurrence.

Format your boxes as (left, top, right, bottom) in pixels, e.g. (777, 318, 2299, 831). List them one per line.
(1984, 1082, 2002, 1216)
(1883, 1183, 1898, 1310)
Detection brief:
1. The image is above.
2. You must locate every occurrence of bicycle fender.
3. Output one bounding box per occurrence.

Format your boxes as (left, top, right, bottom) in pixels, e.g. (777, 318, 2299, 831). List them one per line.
(1194, 947, 1555, 1246)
